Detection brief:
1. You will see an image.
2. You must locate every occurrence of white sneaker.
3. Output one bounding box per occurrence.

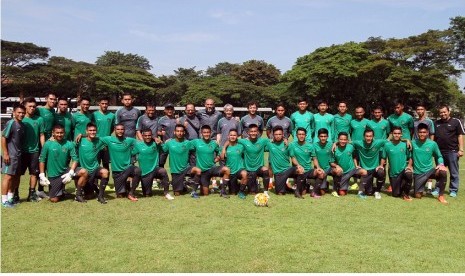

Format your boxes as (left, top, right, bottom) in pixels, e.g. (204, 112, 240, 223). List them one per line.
(36, 191, 49, 199)
(164, 193, 174, 200)
(374, 192, 381, 200)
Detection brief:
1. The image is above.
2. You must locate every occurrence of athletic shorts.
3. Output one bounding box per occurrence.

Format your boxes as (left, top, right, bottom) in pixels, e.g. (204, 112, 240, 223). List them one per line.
(414, 168, 436, 193)
(246, 168, 268, 193)
(171, 166, 193, 192)
(229, 170, 245, 194)
(112, 166, 140, 194)
(340, 168, 363, 191)
(49, 176, 65, 199)
(141, 167, 167, 187)
(1, 157, 21, 176)
(87, 167, 105, 186)
(275, 167, 297, 194)
(97, 149, 110, 169)
(200, 166, 224, 187)
(20, 152, 40, 176)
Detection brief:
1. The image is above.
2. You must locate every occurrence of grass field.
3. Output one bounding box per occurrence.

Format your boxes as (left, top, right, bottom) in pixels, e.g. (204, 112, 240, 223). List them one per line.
(1, 158, 465, 272)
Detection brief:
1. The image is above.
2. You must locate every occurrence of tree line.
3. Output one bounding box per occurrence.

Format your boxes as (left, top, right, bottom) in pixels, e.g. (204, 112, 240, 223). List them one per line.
(1, 16, 464, 117)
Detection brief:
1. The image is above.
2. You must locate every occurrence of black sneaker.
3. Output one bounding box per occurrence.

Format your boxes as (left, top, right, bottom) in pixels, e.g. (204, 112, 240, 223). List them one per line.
(12, 195, 20, 205)
(294, 190, 304, 199)
(97, 196, 108, 204)
(75, 195, 87, 203)
(220, 192, 230, 199)
(27, 191, 41, 202)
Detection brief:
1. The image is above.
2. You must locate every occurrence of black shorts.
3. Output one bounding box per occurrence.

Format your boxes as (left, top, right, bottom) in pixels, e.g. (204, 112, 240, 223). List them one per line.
(414, 169, 436, 193)
(229, 170, 245, 194)
(97, 149, 110, 169)
(141, 167, 167, 187)
(1, 157, 21, 176)
(20, 152, 40, 176)
(200, 166, 224, 187)
(275, 167, 297, 194)
(112, 166, 140, 194)
(49, 176, 65, 199)
(339, 168, 363, 190)
(171, 166, 193, 192)
(87, 167, 105, 185)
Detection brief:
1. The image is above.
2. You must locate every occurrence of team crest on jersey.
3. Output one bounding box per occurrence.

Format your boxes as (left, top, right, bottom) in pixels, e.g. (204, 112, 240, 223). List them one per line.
(426, 148, 430, 152)
(62, 147, 68, 153)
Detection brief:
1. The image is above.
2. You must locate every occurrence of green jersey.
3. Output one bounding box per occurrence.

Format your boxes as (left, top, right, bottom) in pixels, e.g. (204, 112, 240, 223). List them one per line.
(387, 112, 414, 140)
(237, 137, 269, 171)
(334, 144, 356, 173)
(192, 139, 220, 172)
(334, 113, 352, 141)
(353, 140, 386, 170)
(313, 113, 334, 143)
(132, 141, 161, 176)
(39, 140, 78, 178)
(225, 143, 245, 174)
(93, 110, 115, 137)
(37, 107, 55, 140)
(21, 115, 45, 153)
(350, 118, 369, 142)
(54, 112, 75, 141)
(411, 139, 443, 174)
(77, 138, 106, 173)
(313, 141, 335, 171)
(73, 112, 94, 139)
(382, 141, 410, 177)
(266, 141, 291, 174)
(289, 141, 315, 172)
(100, 136, 137, 172)
(290, 111, 313, 141)
(368, 119, 390, 140)
(162, 139, 193, 174)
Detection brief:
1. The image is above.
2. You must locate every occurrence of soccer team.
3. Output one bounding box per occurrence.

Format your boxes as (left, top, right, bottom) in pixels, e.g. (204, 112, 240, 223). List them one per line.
(1, 92, 464, 207)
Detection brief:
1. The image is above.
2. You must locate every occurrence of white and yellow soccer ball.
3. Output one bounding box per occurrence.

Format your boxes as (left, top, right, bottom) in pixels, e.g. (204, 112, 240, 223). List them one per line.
(254, 193, 269, 207)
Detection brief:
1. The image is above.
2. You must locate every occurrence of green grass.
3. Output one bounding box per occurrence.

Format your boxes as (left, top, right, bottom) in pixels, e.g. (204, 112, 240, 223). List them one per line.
(2, 159, 465, 272)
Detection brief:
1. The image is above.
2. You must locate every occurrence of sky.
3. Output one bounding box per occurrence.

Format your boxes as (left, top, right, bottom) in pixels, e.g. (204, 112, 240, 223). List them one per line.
(2, 0, 465, 81)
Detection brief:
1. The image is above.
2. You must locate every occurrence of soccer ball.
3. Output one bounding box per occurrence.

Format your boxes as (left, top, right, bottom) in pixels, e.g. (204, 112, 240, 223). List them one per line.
(254, 193, 269, 207)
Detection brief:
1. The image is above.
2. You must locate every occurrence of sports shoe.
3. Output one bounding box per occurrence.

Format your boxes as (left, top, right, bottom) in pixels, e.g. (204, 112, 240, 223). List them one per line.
(105, 185, 115, 191)
(386, 185, 392, 193)
(320, 189, 326, 195)
(263, 191, 270, 198)
(127, 194, 138, 202)
(238, 191, 246, 199)
(75, 195, 87, 203)
(426, 189, 432, 195)
(338, 190, 347, 196)
(9, 198, 20, 205)
(2, 201, 15, 208)
(402, 195, 413, 202)
(357, 192, 367, 199)
(438, 195, 448, 204)
(291, 184, 297, 190)
(191, 192, 200, 199)
(450, 191, 457, 198)
(268, 182, 274, 190)
(310, 192, 321, 199)
(431, 189, 439, 197)
(414, 192, 422, 199)
(294, 190, 303, 199)
(374, 192, 381, 200)
(36, 191, 49, 199)
(350, 183, 359, 191)
(164, 193, 175, 200)
(220, 192, 230, 199)
(27, 191, 41, 202)
(331, 191, 340, 198)
(97, 196, 108, 204)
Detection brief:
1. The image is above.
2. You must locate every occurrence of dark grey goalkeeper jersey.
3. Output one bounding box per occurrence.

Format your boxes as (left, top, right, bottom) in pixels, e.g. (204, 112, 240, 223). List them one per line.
(197, 109, 223, 138)
(115, 106, 141, 138)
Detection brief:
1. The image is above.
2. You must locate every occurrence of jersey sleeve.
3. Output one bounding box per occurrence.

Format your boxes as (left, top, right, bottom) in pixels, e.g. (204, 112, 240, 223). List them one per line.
(69, 143, 79, 162)
(2, 120, 12, 139)
(38, 142, 49, 163)
(114, 108, 122, 124)
(136, 116, 143, 131)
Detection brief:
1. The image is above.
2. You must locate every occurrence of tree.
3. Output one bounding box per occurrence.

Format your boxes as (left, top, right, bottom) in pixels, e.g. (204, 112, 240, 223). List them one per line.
(206, 62, 240, 77)
(96, 51, 152, 70)
(448, 16, 465, 68)
(232, 60, 281, 86)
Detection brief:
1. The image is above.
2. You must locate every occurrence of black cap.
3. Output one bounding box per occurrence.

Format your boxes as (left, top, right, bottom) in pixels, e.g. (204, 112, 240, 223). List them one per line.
(164, 103, 174, 108)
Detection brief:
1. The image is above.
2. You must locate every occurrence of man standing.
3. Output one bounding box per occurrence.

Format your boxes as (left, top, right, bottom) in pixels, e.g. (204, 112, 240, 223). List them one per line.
(162, 124, 202, 198)
(266, 103, 292, 140)
(20, 97, 46, 201)
(132, 129, 173, 200)
(136, 101, 159, 141)
(197, 98, 222, 138)
(290, 97, 313, 142)
(313, 99, 334, 143)
(333, 101, 352, 141)
(92, 96, 115, 170)
(38, 125, 88, 203)
(1, 105, 25, 207)
(192, 125, 230, 197)
(76, 123, 110, 204)
(381, 126, 413, 201)
(367, 106, 390, 140)
(387, 100, 414, 140)
(73, 96, 94, 140)
(434, 105, 464, 198)
(289, 127, 325, 198)
(413, 103, 435, 140)
(412, 123, 448, 204)
(115, 92, 141, 138)
(240, 101, 264, 138)
(350, 106, 369, 142)
(36, 92, 57, 140)
(158, 102, 177, 167)
(217, 104, 241, 147)
(54, 97, 75, 141)
(100, 124, 141, 201)
(178, 103, 200, 166)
